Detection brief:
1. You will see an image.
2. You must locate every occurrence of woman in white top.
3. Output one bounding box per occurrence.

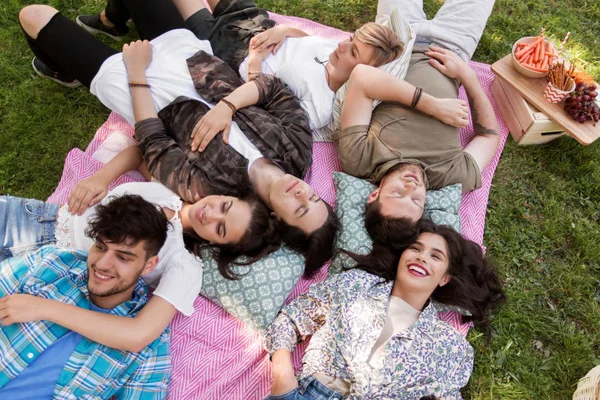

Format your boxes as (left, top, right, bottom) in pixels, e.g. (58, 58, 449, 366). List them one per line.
(0, 167, 281, 351)
(73, 0, 406, 130)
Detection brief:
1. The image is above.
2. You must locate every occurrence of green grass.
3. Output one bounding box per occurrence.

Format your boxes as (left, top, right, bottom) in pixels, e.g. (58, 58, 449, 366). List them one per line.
(1, 0, 599, 398)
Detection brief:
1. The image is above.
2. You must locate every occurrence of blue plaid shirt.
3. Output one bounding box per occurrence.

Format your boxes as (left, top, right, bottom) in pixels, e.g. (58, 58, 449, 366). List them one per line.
(0, 246, 171, 399)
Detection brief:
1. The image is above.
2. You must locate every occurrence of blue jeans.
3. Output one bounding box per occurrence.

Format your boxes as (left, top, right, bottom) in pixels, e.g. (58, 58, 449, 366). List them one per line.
(0, 196, 59, 262)
(265, 376, 344, 400)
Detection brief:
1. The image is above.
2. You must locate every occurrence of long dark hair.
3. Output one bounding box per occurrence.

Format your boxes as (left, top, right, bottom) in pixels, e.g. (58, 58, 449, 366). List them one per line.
(185, 191, 281, 280)
(279, 200, 338, 278)
(348, 219, 505, 337)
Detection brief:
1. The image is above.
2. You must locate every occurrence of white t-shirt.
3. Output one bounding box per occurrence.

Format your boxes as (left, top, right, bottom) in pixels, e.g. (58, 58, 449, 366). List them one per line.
(238, 36, 338, 130)
(61, 182, 204, 316)
(90, 28, 263, 172)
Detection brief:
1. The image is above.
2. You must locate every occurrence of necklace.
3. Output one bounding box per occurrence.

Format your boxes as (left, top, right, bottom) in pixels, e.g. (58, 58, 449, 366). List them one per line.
(314, 56, 331, 88)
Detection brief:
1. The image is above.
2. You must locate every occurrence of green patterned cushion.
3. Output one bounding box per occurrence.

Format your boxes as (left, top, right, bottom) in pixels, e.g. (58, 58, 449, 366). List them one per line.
(200, 246, 304, 332)
(330, 172, 462, 275)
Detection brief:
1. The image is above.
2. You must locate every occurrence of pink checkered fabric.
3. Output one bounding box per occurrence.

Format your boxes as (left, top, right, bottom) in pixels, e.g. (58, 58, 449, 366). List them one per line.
(47, 12, 508, 400)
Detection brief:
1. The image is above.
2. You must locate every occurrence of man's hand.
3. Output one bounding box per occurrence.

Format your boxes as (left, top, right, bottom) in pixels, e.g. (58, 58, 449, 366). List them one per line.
(425, 45, 473, 82)
(191, 101, 234, 152)
(433, 98, 470, 128)
(270, 349, 299, 395)
(0, 294, 48, 325)
(122, 40, 153, 79)
(68, 175, 110, 215)
(251, 25, 288, 54)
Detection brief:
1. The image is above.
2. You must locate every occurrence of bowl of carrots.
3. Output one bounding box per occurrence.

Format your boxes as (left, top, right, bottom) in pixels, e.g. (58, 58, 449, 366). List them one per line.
(512, 35, 558, 78)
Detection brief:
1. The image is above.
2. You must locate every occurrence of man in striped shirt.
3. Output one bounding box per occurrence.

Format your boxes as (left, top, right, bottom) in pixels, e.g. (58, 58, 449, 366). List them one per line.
(0, 194, 171, 400)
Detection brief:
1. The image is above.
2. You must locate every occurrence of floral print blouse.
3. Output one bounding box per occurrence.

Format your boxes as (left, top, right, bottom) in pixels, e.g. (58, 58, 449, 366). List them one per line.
(265, 269, 474, 399)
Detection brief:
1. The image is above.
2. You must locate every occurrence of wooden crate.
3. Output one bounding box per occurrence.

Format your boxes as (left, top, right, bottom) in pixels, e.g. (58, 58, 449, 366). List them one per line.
(491, 78, 566, 145)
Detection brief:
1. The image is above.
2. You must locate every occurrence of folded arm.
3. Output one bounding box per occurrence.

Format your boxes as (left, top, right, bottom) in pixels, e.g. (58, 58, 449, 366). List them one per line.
(0, 293, 176, 353)
(340, 64, 470, 130)
(190, 42, 279, 151)
(67, 145, 143, 215)
(250, 24, 308, 54)
(425, 45, 500, 173)
(135, 117, 203, 204)
(460, 70, 500, 172)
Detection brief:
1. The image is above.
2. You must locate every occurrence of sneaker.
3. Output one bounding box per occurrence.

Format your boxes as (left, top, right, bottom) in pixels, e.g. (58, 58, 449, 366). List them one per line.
(76, 14, 129, 41)
(31, 57, 81, 88)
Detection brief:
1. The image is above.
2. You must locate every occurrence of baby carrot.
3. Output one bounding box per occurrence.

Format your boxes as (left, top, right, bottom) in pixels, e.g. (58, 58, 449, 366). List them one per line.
(537, 37, 545, 63)
(540, 55, 548, 70)
(515, 36, 543, 58)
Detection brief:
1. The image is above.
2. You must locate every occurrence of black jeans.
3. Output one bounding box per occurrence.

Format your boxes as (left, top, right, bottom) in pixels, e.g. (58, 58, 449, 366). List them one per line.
(23, 0, 185, 88)
(104, 0, 185, 41)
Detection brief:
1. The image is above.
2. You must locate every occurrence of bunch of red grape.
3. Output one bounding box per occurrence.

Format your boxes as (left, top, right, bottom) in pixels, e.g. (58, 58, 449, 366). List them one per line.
(564, 83, 599, 125)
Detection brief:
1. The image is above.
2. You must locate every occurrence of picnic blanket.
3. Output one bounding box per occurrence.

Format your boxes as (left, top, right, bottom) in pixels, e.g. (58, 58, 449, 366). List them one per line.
(47, 12, 509, 400)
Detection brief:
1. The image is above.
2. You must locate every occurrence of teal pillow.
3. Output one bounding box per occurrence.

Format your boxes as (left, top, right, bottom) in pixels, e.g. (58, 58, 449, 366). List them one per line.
(200, 246, 304, 332)
(330, 172, 462, 275)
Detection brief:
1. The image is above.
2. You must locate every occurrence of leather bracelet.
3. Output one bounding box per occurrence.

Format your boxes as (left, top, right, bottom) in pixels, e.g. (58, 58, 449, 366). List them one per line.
(410, 87, 423, 109)
(129, 82, 151, 88)
(248, 71, 263, 75)
(220, 98, 237, 114)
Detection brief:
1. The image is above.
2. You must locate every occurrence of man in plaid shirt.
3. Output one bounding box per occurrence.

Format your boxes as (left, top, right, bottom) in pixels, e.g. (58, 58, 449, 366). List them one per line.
(0, 194, 171, 399)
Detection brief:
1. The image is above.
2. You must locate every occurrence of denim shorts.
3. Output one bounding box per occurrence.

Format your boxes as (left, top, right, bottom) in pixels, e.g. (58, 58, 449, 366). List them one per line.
(264, 376, 344, 400)
(0, 196, 60, 262)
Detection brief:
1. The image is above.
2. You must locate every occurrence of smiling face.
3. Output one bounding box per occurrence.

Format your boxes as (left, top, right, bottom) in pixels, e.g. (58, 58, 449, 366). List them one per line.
(187, 195, 252, 245)
(268, 174, 328, 234)
(328, 35, 375, 81)
(369, 164, 427, 223)
(87, 238, 157, 305)
(396, 232, 452, 296)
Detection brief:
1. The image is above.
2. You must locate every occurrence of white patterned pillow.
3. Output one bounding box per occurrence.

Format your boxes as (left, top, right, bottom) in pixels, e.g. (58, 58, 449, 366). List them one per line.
(330, 172, 462, 275)
(200, 246, 304, 332)
(316, 7, 415, 141)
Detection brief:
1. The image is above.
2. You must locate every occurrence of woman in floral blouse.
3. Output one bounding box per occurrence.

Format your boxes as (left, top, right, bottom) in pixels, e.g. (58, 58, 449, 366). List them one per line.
(264, 219, 505, 399)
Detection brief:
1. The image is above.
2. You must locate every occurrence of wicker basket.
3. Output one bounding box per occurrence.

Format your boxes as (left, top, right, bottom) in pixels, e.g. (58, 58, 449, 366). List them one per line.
(573, 365, 600, 400)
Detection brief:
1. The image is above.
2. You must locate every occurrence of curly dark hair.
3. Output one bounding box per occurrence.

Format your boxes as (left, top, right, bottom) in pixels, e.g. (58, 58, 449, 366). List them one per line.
(348, 218, 505, 338)
(185, 191, 281, 280)
(85, 194, 169, 258)
(279, 200, 338, 279)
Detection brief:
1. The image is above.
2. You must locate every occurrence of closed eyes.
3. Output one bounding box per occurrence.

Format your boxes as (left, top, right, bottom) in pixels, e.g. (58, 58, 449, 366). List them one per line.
(217, 200, 234, 238)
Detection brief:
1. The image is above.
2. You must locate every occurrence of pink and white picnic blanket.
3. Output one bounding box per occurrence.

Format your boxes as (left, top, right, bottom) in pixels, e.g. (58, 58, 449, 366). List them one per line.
(47, 12, 508, 400)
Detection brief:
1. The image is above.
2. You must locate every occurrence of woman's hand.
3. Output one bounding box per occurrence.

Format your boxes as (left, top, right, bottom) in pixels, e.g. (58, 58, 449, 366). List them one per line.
(251, 25, 288, 54)
(0, 294, 49, 325)
(122, 40, 153, 79)
(248, 36, 276, 63)
(270, 349, 299, 395)
(68, 174, 110, 215)
(191, 101, 234, 152)
(424, 45, 472, 82)
(432, 97, 470, 128)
